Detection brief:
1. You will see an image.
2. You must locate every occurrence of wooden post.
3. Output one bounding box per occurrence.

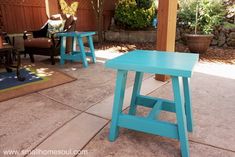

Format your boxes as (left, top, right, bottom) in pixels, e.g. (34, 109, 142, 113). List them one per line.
(155, 0, 178, 82)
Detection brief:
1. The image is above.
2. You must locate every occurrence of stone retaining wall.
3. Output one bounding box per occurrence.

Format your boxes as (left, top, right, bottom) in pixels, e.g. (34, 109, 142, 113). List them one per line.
(105, 28, 235, 47)
(105, 30, 156, 43)
(214, 28, 235, 47)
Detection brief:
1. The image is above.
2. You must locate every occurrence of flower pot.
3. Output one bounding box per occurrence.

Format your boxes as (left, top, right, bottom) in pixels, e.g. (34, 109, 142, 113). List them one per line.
(184, 34, 213, 54)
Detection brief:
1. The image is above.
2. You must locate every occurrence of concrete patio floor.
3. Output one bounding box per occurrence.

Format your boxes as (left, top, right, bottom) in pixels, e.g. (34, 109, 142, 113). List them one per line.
(0, 51, 235, 157)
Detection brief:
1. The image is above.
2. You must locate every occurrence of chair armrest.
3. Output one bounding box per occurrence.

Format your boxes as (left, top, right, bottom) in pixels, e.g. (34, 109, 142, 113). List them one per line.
(24, 22, 48, 39)
(23, 31, 32, 40)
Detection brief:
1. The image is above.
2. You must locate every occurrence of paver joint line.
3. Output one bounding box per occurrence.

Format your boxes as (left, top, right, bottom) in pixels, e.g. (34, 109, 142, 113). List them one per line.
(189, 139, 235, 153)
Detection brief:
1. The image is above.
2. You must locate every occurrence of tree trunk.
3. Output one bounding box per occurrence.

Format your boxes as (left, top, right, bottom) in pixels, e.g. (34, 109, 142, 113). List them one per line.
(90, 0, 105, 43)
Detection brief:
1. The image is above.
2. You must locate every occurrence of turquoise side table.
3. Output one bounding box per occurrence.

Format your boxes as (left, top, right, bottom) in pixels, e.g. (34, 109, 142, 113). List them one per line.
(105, 50, 199, 157)
(57, 31, 96, 67)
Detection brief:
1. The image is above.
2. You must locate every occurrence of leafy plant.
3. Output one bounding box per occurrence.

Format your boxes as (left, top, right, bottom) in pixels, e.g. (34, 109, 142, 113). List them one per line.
(135, 0, 153, 9)
(178, 0, 226, 34)
(114, 0, 155, 30)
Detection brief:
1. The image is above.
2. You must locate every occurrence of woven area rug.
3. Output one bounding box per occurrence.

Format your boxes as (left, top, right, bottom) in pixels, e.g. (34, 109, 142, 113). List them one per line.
(0, 66, 76, 102)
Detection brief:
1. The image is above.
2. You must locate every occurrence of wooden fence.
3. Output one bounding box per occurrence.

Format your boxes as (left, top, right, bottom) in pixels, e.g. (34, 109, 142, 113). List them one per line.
(0, 0, 115, 33)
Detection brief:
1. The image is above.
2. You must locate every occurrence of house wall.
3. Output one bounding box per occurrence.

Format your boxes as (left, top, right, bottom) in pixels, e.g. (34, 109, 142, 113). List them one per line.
(0, 0, 116, 33)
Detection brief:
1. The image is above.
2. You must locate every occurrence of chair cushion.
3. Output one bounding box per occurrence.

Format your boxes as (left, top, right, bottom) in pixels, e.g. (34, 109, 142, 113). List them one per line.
(24, 38, 53, 48)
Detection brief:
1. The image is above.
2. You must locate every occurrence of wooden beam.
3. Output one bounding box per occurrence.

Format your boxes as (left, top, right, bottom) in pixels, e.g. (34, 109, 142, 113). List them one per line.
(155, 0, 178, 82)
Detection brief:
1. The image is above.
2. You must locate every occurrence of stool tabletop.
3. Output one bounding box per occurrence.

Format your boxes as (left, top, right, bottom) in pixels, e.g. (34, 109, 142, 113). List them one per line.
(105, 50, 199, 77)
(57, 31, 95, 37)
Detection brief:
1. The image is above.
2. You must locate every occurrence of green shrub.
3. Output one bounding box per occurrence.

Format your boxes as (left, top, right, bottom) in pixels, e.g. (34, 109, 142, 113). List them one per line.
(136, 0, 153, 9)
(178, 0, 226, 34)
(114, 0, 155, 30)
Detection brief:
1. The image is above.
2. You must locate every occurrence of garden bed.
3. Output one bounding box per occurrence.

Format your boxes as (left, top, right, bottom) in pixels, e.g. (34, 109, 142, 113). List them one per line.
(95, 41, 235, 64)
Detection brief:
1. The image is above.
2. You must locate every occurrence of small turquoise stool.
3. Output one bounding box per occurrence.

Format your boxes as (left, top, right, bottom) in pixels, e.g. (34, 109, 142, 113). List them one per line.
(57, 31, 96, 67)
(105, 50, 199, 157)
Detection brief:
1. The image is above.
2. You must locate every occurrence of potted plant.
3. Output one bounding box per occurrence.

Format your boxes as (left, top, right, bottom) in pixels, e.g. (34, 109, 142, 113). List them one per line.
(178, 0, 225, 53)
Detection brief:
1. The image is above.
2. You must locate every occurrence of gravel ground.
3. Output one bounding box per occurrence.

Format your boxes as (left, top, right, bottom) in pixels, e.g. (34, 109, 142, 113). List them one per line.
(95, 41, 235, 64)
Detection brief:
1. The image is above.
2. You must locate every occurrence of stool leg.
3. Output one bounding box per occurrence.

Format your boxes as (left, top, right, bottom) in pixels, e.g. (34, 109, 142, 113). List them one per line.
(60, 37, 66, 65)
(183, 77, 193, 132)
(128, 72, 143, 115)
(172, 76, 189, 157)
(109, 70, 128, 142)
(87, 36, 96, 63)
(78, 37, 88, 68)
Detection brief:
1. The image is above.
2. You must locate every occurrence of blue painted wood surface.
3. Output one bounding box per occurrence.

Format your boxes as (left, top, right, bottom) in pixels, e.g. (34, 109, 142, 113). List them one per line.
(106, 50, 198, 157)
(118, 114, 179, 139)
(147, 100, 162, 119)
(105, 50, 199, 77)
(57, 31, 96, 67)
(183, 77, 193, 132)
(109, 70, 128, 141)
(128, 72, 143, 115)
(172, 76, 190, 157)
(57, 31, 96, 37)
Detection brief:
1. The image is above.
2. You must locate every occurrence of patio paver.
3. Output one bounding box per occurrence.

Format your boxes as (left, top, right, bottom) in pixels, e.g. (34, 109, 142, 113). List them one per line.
(86, 76, 167, 119)
(26, 113, 108, 157)
(1, 53, 235, 157)
(0, 93, 80, 157)
(38, 63, 117, 111)
(84, 70, 235, 157)
(39, 63, 152, 111)
(84, 126, 235, 157)
(147, 72, 235, 151)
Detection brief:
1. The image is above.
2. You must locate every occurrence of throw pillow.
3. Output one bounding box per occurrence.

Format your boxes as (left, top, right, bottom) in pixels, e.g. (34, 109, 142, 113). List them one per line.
(47, 19, 65, 38)
(59, 0, 79, 16)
